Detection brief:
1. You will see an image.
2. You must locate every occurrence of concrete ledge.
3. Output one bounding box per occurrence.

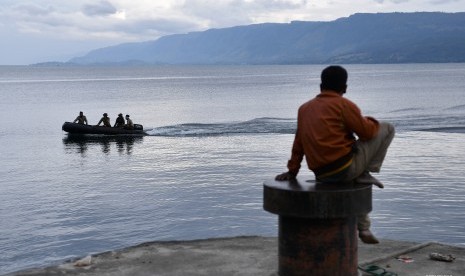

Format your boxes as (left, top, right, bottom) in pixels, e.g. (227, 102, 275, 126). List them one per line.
(6, 236, 464, 276)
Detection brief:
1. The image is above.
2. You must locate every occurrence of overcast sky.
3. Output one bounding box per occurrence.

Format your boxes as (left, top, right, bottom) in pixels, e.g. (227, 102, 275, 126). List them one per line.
(1, 0, 463, 65)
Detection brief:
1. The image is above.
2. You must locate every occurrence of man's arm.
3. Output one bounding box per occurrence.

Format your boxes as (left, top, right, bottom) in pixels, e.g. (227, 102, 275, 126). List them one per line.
(342, 100, 379, 141)
(276, 128, 304, 181)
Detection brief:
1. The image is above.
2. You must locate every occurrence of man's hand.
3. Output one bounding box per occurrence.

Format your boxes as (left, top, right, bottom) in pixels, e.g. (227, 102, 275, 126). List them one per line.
(275, 172, 296, 181)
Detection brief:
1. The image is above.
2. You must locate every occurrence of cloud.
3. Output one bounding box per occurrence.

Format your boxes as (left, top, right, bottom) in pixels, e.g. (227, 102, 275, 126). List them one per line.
(82, 1, 118, 17)
(2, 0, 463, 44)
(12, 3, 55, 16)
(1, 0, 464, 64)
(379, 0, 448, 4)
(372, 0, 410, 3)
(253, 0, 308, 9)
(429, 0, 460, 4)
(178, 0, 309, 28)
(115, 18, 201, 37)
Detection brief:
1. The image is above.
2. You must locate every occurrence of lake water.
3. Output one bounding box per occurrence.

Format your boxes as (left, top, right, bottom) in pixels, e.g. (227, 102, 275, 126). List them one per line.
(1, 64, 465, 274)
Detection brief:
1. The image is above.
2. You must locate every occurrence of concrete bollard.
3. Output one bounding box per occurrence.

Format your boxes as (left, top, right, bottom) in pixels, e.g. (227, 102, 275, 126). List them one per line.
(263, 177, 372, 276)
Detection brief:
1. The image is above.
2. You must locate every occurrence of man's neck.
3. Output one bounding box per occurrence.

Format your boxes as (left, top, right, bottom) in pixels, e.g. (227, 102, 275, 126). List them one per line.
(321, 89, 343, 95)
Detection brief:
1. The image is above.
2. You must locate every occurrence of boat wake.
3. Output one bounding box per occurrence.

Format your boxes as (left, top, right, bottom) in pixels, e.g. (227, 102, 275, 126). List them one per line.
(416, 126, 465, 134)
(145, 117, 296, 137)
(144, 114, 465, 137)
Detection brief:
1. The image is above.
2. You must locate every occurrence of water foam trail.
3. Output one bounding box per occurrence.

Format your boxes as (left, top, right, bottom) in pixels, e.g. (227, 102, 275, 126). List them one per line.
(145, 117, 296, 137)
(145, 113, 465, 136)
(417, 126, 465, 133)
(445, 104, 465, 111)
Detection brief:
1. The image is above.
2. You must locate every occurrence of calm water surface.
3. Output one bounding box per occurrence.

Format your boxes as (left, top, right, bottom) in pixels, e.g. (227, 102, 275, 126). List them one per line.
(1, 64, 465, 274)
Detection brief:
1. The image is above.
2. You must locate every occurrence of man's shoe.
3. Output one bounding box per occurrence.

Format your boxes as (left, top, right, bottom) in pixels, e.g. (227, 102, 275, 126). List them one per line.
(359, 230, 380, 244)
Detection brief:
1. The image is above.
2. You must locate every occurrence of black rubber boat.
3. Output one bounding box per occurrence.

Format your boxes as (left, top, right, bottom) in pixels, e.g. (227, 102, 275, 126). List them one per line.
(62, 122, 146, 136)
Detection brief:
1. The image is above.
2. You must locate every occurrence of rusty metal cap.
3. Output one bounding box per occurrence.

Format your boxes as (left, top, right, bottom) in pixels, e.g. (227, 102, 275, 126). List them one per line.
(263, 177, 372, 218)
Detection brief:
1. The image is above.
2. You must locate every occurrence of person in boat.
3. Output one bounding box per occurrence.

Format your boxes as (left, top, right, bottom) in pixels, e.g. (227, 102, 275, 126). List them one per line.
(124, 114, 134, 130)
(73, 111, 88, 125)
(275, 65, 395, 244)
(96, 113, 111, 127)
(114, 113, 125, 128)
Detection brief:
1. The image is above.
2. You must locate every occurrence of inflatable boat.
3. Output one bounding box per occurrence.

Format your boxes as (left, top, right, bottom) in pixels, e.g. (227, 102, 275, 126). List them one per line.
(62, 122, 146, 136)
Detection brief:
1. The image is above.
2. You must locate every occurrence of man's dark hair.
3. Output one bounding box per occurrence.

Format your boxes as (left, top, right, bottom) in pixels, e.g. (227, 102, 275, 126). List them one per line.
(320, 65, 348, 93)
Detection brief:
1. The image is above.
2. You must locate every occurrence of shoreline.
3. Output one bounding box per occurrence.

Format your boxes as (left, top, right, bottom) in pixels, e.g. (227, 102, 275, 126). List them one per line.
(5, 236, 465, 276)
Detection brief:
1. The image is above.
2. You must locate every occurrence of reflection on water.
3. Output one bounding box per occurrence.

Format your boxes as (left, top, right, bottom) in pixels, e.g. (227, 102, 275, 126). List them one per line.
(62, 135, 144, 155)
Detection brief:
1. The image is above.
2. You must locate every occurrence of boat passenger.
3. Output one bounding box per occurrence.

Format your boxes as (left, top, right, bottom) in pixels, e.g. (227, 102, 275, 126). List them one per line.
(124, 114, 134, 130)
(114, 113, 125, 128)
(96, 113, 111, 127)
(73, 111, 88, 125)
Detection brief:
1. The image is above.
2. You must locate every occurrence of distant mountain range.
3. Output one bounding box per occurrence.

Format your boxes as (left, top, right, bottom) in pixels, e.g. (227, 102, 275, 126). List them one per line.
(66, 12, 465, 65)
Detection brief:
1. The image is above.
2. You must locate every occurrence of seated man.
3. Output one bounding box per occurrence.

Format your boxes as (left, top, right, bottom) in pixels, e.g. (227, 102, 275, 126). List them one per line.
(124, 114, 134, 130)
(73, 111, 88, 125)
(96, 113, 111, 127)
(276, 65, 395, 244)
(114, 113, 125, 128)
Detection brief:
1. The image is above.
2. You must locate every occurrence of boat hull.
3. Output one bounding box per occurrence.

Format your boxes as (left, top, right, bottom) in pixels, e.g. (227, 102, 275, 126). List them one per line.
(62, 122, 146, 136)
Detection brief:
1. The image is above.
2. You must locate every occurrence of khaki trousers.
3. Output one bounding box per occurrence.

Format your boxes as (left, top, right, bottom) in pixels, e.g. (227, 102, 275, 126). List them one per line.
(346, 122, 395, 230)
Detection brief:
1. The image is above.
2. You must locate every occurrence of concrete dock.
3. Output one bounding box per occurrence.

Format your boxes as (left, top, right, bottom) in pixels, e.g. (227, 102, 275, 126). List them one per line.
(6, 236, 464, 276)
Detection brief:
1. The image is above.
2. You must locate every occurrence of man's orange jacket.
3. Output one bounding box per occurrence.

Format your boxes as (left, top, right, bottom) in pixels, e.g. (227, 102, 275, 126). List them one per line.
(287, 91, 379, 179)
